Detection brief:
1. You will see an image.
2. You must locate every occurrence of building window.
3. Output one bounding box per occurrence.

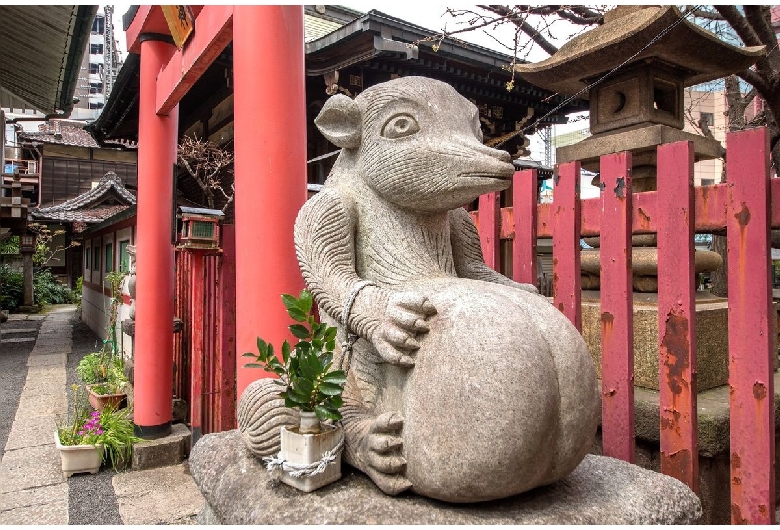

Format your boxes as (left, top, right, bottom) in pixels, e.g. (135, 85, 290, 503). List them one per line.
(93, 246, 100, 271)
(85, 247, 91, 271)
(700, 112, 714, 126)
(89, 82, 103, 94)
(90, 43, 104, 55)
(88, 101, 105, 110)
(105, 243, 113, 273)
(119, 240, 130, 272)
(701, 178, 715, 187)
(89, 63, 100, 75)
(91, 16, 104, 35)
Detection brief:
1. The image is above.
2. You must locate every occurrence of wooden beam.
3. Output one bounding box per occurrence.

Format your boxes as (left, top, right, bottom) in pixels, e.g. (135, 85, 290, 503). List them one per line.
(156, 5, 234, 116)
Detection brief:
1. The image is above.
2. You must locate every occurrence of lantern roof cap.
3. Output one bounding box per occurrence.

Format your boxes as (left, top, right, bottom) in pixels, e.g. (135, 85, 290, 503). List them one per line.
(514, 5, 765, 96)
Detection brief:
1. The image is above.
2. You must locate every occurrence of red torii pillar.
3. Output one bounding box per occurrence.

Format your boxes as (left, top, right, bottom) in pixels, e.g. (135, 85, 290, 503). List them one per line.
(233, 5, 307, 400)
(126, 5, 307, 433)
(133, 35, 179, 438)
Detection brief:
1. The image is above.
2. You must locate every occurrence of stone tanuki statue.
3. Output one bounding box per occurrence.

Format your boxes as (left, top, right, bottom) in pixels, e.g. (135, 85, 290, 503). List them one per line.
(239, 76, 599, 503)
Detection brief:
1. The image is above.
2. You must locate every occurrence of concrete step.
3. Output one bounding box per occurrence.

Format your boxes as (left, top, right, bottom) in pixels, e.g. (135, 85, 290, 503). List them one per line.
(0, 328, 38, 335)
(1, 337, 36, 344)
(132, 423, 191, 471)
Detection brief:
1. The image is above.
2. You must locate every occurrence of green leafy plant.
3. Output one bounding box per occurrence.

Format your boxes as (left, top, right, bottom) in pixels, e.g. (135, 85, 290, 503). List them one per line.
(0, 264, 24, 311)
(57, 385, 140, 471)
(243, 290, 346, 422)
(33, 268, 75, 305)
(77, 351, 127, 392)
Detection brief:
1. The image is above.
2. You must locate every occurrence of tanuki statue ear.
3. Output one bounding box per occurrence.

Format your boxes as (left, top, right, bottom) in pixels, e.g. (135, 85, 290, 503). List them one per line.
(314, 94, 361, 149)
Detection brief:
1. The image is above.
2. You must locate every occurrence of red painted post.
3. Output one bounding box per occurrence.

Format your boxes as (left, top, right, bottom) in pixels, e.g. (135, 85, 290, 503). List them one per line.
(551, 162, 581, 331)
(478, 192, 500, 270)
(133, 37, 178, 438)
(217, 225, 237, 430)
(233, 6, 307, 400)
(656, 141, 698, 492)
(189, 252, 205, 442)
(513, 170, 537, 285)
(599, 151, 634, 463)
(726, 127, 775, 524)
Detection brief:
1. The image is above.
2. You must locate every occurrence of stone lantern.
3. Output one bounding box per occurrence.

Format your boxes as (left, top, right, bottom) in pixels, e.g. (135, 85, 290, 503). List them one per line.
(515, 5, 764, 192)
(514, 5, 766, 393)
(18, 230, 37, 310)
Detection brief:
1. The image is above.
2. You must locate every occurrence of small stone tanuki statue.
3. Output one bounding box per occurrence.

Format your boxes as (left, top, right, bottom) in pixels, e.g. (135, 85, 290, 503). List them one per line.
(239, 76, 599, 503)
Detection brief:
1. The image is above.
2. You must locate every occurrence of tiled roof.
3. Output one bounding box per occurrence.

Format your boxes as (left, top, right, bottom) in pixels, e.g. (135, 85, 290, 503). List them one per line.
(304, 14, 344, 42)
(30, 171, 136, 224)
(19, 120, 101, 148)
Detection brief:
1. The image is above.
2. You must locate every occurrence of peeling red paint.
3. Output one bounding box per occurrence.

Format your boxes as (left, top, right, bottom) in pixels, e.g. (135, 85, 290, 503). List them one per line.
(601, 311, 614, 325)
(753, 382, 767, 400)
(731, 452, 741, 470)
(661, 310, 690, 395)
(637, 207, 651, 229)
(732, 504, 747, 525)
(734, 203, 751, 227)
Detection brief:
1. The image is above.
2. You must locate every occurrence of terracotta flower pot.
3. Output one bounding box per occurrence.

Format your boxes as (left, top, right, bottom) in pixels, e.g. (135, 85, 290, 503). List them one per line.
(86, 384, 126, 412)
(54, 431, 103, 479)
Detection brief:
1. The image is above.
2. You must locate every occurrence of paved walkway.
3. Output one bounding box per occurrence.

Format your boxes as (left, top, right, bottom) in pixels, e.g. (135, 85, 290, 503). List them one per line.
(0, 306, 204, 524)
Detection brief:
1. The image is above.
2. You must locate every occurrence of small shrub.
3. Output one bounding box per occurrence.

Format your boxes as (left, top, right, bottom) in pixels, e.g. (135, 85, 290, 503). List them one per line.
(0, 264, 24, 311)
(33, 268, 74, 305)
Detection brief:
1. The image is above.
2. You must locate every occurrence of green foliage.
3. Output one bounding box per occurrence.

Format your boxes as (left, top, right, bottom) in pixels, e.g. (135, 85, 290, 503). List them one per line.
(57, 385, 140, 471)
(0, 264, 24, 311)
(0, 236, 20, 255)
(33, 268, 75, 305)
(74, 276, 83, 308)
(97, 404, 140, 470)
(103, 270, 127, 356)
(243, 290, 346, 422)
(1, 265, 76, 310)
(77, 351, 127, 390)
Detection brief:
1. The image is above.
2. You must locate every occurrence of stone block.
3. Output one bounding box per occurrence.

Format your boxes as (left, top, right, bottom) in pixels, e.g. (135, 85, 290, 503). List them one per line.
(112, 463, 204, 525)
(131, 423, 191, 471)
(190, 430, 701, 525)
(557, 124, 723, 172)
(583, 294, 729, 391)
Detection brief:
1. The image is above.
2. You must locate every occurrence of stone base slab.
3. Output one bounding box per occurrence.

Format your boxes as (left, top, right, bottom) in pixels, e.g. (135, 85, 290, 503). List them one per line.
(190, 430, 701, 525)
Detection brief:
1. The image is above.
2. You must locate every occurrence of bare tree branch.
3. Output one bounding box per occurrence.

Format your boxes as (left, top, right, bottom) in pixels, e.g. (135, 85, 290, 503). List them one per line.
(177, 136, 234, 210)
(713, 5, 761, 46)
(684, 6, 725, 21)
(478, 5, 559, 55)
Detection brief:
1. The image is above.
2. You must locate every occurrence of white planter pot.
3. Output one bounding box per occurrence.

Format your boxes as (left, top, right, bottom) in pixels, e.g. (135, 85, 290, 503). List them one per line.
(54, 431, 103, 479)
(279, 421, 342, 492)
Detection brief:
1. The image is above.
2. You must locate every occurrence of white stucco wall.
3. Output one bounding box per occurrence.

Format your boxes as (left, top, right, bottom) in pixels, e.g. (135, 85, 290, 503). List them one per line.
(80, 227, 135, 359)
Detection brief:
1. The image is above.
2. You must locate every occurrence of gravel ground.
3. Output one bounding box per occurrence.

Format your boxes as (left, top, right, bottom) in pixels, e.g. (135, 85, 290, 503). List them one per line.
(67, 317, 123, 525)
(0, 319, 40, 462)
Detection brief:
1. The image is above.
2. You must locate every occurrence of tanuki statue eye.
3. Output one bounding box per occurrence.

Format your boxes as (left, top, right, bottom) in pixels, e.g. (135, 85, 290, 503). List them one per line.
(381, 114, 420, 139)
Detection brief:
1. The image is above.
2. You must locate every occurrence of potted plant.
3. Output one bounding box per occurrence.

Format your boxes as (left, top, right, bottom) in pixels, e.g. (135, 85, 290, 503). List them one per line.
(77, 351, 128, 411)
(242, 290, 346, 492)
(55, 385, 141, 478)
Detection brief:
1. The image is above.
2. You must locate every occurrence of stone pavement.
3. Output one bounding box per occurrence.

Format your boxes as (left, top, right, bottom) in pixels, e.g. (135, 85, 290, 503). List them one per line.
(0, 306, 204, 524)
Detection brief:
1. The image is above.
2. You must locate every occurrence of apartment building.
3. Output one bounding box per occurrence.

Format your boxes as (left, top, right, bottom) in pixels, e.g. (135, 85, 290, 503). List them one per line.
(70, 6, 122, 121)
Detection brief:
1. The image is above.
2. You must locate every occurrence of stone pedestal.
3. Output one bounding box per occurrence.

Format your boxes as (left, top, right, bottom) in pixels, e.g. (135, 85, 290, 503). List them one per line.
(581, 291, 778, 391)
(190, 430, 701, 525)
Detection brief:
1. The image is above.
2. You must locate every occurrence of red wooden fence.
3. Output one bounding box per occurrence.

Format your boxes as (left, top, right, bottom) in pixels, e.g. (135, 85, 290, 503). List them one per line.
(173, 225, 236, 441)
(471, 127, 775, 524)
